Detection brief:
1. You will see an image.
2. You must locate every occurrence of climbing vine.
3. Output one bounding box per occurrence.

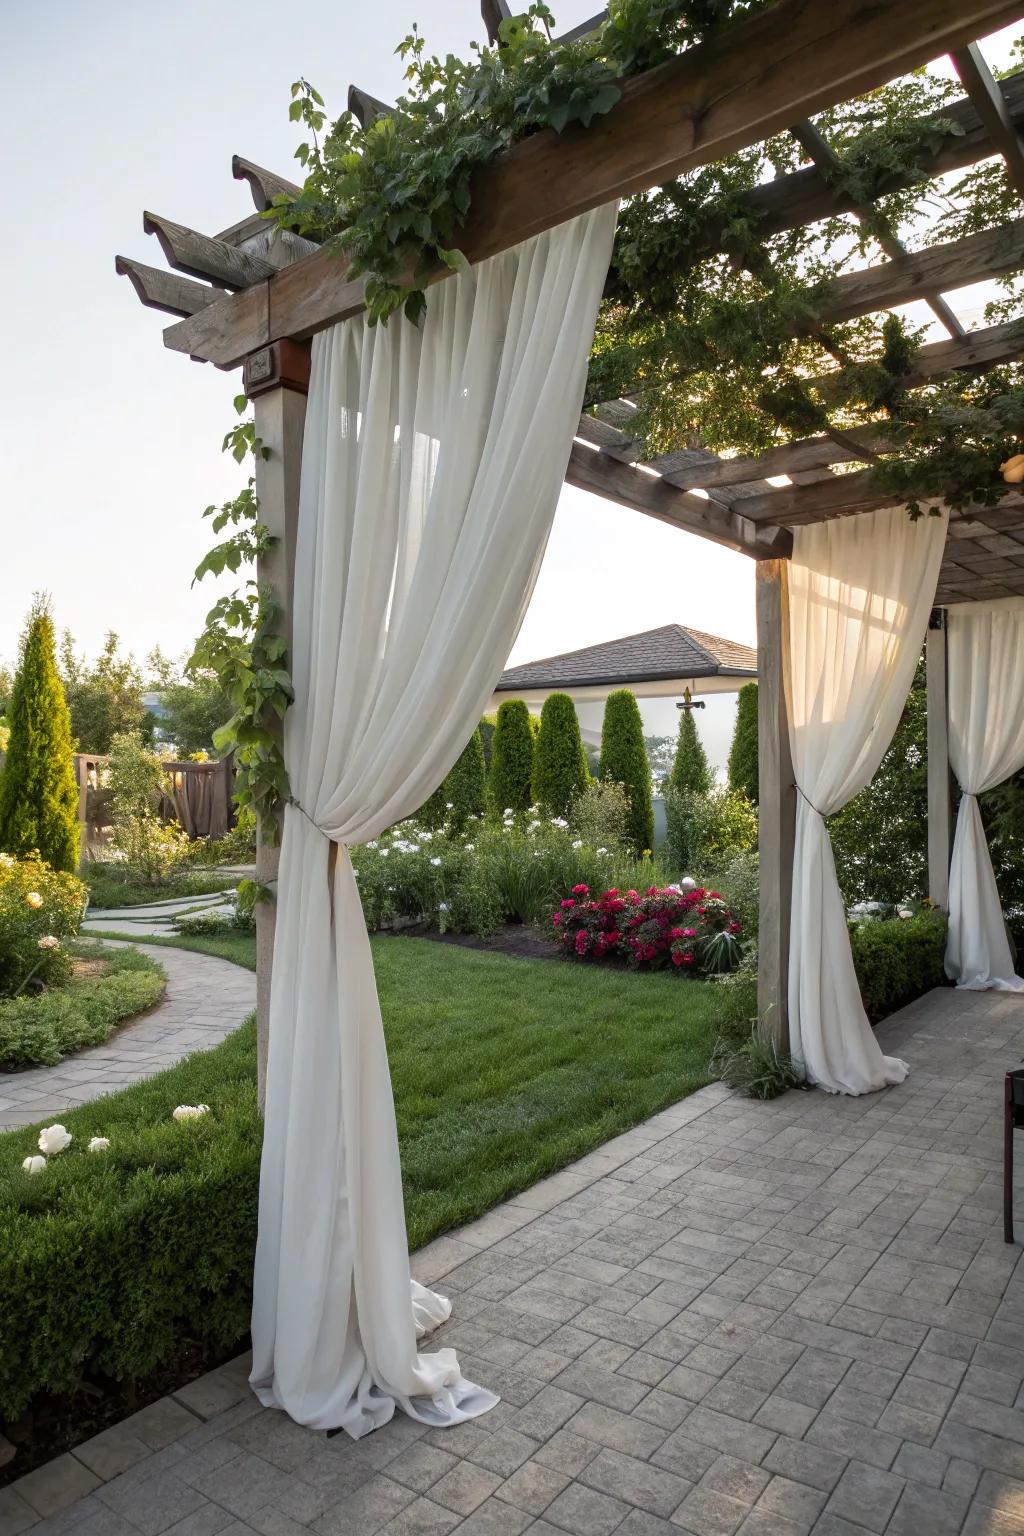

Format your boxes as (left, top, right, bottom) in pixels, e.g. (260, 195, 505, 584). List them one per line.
(269, 6, 1024, 515)
(189, 405, 292, 839)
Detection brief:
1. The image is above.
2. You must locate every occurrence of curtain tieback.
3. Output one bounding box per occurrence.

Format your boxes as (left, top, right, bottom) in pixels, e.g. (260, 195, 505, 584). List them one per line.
(795, 784, 828, 819)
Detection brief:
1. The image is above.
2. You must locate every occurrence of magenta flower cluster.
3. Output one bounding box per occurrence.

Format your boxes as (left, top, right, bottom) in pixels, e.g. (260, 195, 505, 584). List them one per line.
(551, 883, 740, 972)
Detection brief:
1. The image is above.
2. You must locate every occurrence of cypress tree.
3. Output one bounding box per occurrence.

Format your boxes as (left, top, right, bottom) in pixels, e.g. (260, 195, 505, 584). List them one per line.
(670, 707, 713, 796)
(0, 597, 80, 872)
(600, 689, 654, 853)
(445, 727, 487, 828)
(533, 692, 589, 817)
(489, 699, 535, 815)
(728, 682, 759, 804)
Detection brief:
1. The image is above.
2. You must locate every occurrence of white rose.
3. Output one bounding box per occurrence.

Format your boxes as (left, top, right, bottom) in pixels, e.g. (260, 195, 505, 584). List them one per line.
(22, 1155, 46, 1175)
(445, 802, 454, 810)
(37, 935, 60, 950)
(680, 877, 697, 891)
(571, 840, 583, 849)
(464, 843, 474, 852)
(38, 1124, 72, 1155)
(503, 809, 514, 817)
(439, 902, 450, 913)
(88, 1137, 110, 1153)
(431, 857, 442, 867)
(173, 1104, 210, 1122)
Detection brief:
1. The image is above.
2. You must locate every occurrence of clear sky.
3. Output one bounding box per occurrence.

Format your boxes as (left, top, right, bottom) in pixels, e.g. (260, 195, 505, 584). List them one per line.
(1, 5, 1015, 770)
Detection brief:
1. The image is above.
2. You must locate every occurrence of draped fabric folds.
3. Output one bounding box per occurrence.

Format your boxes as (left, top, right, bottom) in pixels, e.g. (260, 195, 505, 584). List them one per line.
(786, 506, 948, 1095)
(250, 205, 618, 1435)
(945, 597, 1024, 992)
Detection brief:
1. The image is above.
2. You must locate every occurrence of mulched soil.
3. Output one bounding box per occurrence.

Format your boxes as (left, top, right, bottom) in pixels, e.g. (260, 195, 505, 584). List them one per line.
(384, 922, 560, 961)
(0, 1334, 251, 1486)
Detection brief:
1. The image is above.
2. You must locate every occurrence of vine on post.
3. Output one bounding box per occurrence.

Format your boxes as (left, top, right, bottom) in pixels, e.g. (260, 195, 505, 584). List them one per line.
(190, 401, 293, 840)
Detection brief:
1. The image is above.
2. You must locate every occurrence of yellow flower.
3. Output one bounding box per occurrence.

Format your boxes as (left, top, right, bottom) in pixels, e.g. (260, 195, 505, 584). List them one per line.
(25, 891, 42, 909)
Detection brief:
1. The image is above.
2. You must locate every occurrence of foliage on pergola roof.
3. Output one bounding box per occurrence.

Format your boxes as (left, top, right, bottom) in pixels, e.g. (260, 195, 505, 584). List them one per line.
(117, 0, 1024, 604)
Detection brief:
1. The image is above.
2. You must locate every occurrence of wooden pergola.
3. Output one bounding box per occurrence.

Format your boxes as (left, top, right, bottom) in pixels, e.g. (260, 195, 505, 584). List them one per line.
(117, 0, 1024, 1069)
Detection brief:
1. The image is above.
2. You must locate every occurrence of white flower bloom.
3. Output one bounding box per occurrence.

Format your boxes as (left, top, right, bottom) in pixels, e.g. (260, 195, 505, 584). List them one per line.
(445, 802, 454, 810)
(464, 843, 474, 852)
(88, 1137, 110, 1153)
(37, 935, 60, 950)
(25, 891, 43, 909)
(379, 849, 389, 858)
(439, 902, 450, 913)
(551, 817, 568, 829)
(431, 857, 442, 867)
(38, 1124, 71, 1155)
(528, 820, 540, 832)
(420, 831, 433, 842)
(597, 847, 608, 855)
(173, 1104, 210, 1122)
(897, 907, 914, 920)
(503, 809, 514, 817)
(680, 877, 697, 891)
(367, 841, 378, 850)
(22, 1155, 46, 1175)
(0, 852, 14, 867)
(571, 840, 583, 850)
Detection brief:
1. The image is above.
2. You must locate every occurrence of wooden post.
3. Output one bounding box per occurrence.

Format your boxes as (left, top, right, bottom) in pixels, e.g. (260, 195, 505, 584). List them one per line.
(245, 339, 310, 1108)
(756, 559, 795, 1049)
(926, 608, 953, 909)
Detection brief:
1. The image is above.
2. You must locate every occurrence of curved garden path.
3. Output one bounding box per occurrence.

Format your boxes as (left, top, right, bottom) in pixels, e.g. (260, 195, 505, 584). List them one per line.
(0, 941, 255, 1132)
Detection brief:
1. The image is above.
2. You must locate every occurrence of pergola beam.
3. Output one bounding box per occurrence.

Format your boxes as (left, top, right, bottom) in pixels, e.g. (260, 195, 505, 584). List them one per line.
(951, 43, 1024, 197)
(160, 0, 1024, 367)
(565, 441, 792, 557)
(740, 465, 1024, 524)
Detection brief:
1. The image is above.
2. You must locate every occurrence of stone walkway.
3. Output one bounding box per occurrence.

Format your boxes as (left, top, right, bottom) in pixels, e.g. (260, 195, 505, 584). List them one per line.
(81, 890, 239, 940)
(4, 984, 1024, 1535)
(0, 942, 255, 1130)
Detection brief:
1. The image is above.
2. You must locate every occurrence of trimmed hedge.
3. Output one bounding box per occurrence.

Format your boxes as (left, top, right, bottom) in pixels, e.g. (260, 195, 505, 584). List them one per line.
(669, 708, 712, 796)
(533, 693, 589, 817)
(0, 945, 165, 1071)
(489, 699, 535, 815)
(0, 1017, 260, 1421)
(728, 682, 759, 805)
(600, 690, 653, 854)
(849, 910, 948, 1024)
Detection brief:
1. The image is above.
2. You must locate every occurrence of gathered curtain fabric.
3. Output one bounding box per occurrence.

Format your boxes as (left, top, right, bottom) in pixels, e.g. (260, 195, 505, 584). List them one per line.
(250, 204, 618, 1436)
(786, 505, 948, 1095)
(945, 597, 1024, 992)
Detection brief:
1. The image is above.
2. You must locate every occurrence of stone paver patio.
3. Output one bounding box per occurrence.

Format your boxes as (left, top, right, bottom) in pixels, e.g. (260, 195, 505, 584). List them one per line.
(5, 983, 1024, 1535)
(0, 942, 255, 1130)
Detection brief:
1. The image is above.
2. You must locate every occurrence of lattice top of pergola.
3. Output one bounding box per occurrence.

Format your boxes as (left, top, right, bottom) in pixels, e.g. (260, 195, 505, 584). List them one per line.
(116, 0, 1024, 604)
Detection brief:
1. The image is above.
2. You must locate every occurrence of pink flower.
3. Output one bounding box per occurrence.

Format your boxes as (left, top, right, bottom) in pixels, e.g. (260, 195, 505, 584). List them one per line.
(572, 884, 589, 895)
(560, 898, 576, 910)
(575, 931, 589, 955)
(683, 927, 697, 938)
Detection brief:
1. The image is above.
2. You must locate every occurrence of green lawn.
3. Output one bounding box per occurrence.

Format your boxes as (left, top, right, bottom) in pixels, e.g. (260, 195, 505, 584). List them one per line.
(3, 933, 725, 1248)
(83, 867, 238, 911)
(87, 929, 258, 970)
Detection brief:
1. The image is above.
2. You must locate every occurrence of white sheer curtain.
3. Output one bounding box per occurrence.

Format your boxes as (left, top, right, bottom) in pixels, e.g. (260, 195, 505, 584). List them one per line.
(786, 505, 948, 1094)
(249, 204, 618, 1436)
(945, 597, 1024, 992)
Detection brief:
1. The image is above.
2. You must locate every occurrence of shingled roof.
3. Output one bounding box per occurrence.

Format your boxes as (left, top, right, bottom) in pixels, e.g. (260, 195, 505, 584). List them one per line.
(496, 624, 757, 692)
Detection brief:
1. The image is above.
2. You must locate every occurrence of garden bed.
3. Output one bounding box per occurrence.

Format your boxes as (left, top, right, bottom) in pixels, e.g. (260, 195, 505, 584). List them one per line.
(0, 943, 166, 1071)
(82, 864, 238, 911)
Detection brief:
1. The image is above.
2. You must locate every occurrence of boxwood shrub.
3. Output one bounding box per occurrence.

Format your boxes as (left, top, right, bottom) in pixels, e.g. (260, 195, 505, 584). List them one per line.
(0, 1017, 261, 1422)
(849, 909, 948, 1023)
(0, 944, 166, 1070)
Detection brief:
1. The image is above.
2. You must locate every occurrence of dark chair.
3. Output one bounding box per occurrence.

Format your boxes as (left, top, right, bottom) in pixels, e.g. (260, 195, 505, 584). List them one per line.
(1005, 1070, 1024, 1243)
